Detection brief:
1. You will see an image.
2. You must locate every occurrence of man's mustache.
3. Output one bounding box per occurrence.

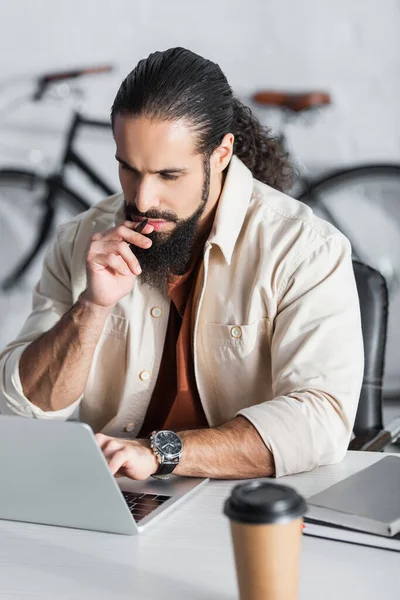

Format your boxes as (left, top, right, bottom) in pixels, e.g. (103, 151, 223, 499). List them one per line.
(124, 203, 179, 224)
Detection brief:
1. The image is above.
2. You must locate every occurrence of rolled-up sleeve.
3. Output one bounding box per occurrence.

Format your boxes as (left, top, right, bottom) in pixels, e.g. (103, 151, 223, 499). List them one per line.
(237, 234, 364, 477)
(0, 220, 82, 420)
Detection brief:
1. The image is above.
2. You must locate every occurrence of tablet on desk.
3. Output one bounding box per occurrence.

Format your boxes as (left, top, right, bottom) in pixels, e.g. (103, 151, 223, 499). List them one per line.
(303, 519, 400, 552)
(304, 455, 400, 552)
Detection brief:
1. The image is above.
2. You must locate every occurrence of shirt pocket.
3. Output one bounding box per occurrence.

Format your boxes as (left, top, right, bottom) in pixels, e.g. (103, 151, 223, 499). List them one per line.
(201, 318, 272, 417)
(204, 318, 270, 357)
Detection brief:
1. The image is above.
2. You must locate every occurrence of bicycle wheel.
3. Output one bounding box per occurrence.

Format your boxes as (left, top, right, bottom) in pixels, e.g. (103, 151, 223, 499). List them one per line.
(299, 164, 400, 394)
(0, 169, 86, 289)
(300, 165, 400, 292)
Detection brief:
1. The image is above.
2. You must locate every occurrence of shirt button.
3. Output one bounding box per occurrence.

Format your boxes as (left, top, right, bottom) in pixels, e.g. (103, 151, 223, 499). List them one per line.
(230, 326, 242, 339)
(124, 422, 136, 433)
(139, 370, 151, 381)
(150, 307, 162, 318)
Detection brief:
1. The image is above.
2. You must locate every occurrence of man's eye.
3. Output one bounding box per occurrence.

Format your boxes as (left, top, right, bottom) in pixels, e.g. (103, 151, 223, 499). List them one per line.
(160, 173, 179, 181)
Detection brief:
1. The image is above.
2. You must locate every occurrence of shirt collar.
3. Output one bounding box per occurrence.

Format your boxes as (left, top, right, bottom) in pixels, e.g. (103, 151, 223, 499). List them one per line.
(207, 155, 254, 265)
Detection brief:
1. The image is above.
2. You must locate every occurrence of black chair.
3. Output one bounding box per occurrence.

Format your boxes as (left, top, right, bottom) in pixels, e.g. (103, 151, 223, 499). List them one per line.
(349, 260, 399, 450)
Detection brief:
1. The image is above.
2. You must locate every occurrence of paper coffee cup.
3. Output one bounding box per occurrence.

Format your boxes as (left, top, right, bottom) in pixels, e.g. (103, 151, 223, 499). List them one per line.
(224, 480, 307, 600)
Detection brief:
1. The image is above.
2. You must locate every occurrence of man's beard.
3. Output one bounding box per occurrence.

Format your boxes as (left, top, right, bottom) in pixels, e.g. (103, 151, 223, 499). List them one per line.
(124, 158, 211, 290)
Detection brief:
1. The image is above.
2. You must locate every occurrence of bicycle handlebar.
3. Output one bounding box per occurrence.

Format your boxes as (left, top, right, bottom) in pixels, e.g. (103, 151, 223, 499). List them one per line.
(32, 65, 113, 101)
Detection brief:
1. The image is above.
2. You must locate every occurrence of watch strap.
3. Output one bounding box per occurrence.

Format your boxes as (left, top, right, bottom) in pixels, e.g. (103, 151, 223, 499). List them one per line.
(156, 461, 178, 475)
(152, 459, 179, 480)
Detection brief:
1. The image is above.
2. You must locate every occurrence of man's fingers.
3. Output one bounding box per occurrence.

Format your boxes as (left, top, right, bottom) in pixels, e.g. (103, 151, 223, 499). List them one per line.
(89, 240, 142, 274)
(88, 252, 141, 276)
(95, 432, 109, 448)
(91, 232, 103, 242)
(87, 222, 153, 277)
(99, 441, 133, 477)
(98, 437, 120, 452)
(95, 434, 126, 471)
(96, 222, 154, 245)
(108, 448, 130, 476)
(116, 228, 153, 249)
(102, 253, 133, 276)
(115, 241, 143, 274)
(123, 220, 154, 235)
(95, 435, 134, 475)
(98, 439, 124, 461)
(95, 436, 155, 480)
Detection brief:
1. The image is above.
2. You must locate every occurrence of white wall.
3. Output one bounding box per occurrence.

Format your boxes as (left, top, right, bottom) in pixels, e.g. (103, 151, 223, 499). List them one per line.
(1, 0, 400, 389)
(1, 0, 399, 167)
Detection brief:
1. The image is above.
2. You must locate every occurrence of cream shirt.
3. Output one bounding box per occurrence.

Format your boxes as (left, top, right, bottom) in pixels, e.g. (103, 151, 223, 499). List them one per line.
(0, 156, 364, 477)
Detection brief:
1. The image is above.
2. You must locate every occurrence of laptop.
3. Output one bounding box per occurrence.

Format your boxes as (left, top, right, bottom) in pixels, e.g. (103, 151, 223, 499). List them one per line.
(0, 416, 208, 535)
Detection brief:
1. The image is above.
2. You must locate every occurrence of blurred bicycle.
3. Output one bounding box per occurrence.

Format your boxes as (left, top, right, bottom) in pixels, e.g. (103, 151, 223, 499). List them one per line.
(2, 77, 400, 297)
(0, 65, 115, 290)
(252, 89, 400, 297)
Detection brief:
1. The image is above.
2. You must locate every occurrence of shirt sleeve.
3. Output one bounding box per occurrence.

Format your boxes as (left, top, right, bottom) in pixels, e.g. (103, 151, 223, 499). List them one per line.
(0, 220, 83, 420)
(237, 233, 364, 477)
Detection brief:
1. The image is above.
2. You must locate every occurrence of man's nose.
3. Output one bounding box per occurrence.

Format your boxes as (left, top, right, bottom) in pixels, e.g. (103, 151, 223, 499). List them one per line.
(134, 178, 160, 214)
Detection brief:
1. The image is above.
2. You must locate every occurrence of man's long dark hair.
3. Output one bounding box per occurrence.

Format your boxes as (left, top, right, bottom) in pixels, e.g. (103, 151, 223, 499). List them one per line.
(111, 47, 293, 192)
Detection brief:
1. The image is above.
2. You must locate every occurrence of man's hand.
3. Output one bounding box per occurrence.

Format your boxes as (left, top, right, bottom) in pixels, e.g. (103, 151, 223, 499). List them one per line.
(96, 433, 159, 480)
(81, 220, 154, 309)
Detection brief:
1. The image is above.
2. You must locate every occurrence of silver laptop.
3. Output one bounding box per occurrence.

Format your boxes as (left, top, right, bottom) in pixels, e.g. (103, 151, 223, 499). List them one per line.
(0, 416, 208, 535)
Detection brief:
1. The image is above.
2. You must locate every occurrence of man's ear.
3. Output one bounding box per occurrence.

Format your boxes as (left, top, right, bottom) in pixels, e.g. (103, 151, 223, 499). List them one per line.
(211, 133, 234, 172)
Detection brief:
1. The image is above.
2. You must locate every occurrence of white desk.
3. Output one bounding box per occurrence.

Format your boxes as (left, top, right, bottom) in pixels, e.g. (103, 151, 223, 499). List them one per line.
(0, 452, 398, 600)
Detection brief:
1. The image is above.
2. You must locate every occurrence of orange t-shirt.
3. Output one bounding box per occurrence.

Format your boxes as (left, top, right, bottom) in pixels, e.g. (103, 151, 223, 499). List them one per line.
(138, 252, 208, 437)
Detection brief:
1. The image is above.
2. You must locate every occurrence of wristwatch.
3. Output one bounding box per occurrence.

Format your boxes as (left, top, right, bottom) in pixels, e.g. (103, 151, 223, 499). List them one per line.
(150, 430, 183, 479)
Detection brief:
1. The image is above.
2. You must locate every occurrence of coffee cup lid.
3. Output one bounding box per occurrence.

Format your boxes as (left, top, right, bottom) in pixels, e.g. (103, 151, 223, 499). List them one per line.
(224, 480, 307, 524)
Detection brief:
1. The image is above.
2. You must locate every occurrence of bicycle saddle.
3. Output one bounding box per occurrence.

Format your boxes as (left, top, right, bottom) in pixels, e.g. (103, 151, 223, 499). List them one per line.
(33, 65, 113, 101)
(252, 90, 331, 112)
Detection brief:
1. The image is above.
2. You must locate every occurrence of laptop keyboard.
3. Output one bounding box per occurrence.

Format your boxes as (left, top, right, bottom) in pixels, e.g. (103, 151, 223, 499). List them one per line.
(121, 491, 171, 522)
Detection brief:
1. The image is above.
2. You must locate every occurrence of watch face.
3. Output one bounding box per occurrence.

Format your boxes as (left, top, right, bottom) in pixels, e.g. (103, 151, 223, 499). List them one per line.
(155, 430, 183, 458)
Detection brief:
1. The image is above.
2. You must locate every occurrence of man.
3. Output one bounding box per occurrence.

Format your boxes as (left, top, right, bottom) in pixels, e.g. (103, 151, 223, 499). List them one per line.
(0, 48, 363, 479)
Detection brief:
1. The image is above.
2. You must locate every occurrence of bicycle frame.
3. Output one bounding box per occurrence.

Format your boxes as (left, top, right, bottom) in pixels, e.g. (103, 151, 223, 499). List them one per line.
(53, 111, 115, 208)
(1, 111, 116, 289)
